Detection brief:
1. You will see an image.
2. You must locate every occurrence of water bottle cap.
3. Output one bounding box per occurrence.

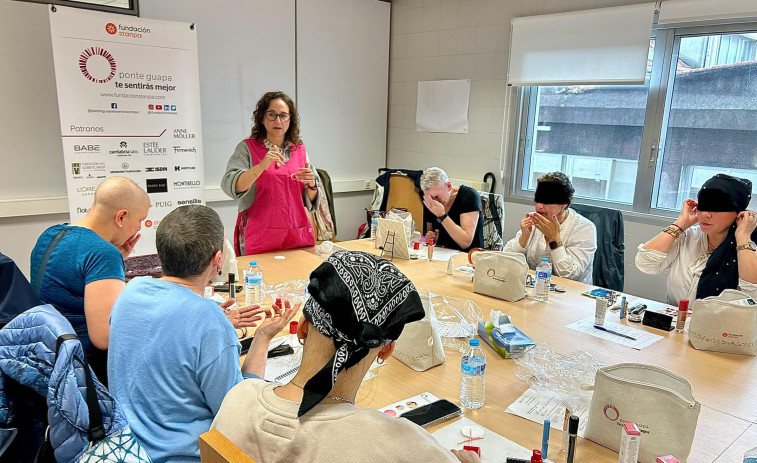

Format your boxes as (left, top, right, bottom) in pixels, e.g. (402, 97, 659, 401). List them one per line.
(469, 339, 480, 346)
(250, 261, 258, 266)
(541, 257, 549, 262)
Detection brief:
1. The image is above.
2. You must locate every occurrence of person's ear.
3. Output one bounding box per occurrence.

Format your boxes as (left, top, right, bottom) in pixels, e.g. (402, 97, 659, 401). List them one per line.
(212, 250, 224, 269)
(115, 209, 128, 228)
(297, 316, 309, 343)
(377, 342, 395, 361)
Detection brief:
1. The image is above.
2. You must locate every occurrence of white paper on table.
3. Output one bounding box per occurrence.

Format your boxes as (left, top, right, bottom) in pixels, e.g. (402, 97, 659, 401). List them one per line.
(263, 334, 384, 384)
(505, 387, 591, 438)
(416, 79, 470, 133)
(565, 317, 663, 350)
(433, 416, 555, 462)
(431, 247, 459, 262)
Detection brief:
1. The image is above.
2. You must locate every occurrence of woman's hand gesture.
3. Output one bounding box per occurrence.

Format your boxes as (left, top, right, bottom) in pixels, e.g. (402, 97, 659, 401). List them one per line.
(260, 145, 286, 169)
(675, 199, 699, 231)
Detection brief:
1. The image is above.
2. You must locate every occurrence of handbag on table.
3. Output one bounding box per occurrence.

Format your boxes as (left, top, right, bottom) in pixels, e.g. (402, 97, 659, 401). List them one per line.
(688, 288, 757, 355)
(584, 363, 700, 463)
(392, 293, 445, 371)
(472, 251, 528, 302)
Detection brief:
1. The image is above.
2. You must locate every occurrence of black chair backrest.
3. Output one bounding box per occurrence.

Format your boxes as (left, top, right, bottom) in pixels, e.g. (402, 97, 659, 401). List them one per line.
(571, 204, 625, 292)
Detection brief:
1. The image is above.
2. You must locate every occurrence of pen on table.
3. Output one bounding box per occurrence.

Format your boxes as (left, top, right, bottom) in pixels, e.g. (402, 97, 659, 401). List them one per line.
(541, 419, 550, 458)
(593, 324, 637, 341)
(565, 415, 579, 463)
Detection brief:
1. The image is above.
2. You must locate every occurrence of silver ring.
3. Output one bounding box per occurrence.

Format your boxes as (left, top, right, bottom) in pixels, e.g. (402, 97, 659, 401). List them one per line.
(750, 212, 756, 217)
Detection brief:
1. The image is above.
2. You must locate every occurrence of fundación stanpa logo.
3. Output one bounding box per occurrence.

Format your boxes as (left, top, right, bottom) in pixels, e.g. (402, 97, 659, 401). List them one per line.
(79, 47, 116, 83)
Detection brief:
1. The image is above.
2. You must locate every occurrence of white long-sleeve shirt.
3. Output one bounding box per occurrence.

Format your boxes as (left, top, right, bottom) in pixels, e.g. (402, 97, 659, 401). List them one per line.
(635, 225, 757, 306)
(503, 208, 597, 284)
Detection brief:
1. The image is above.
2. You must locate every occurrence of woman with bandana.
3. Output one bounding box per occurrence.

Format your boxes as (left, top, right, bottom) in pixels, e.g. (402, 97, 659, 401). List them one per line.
(212, 251, 481, 463)
(503, 172, 597, 284)
(636, 173, 757, 306)
(222, 91, 319, 256)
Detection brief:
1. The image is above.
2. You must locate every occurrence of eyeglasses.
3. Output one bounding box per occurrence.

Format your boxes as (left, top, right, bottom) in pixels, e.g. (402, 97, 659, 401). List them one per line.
(265, 111, 290, 122)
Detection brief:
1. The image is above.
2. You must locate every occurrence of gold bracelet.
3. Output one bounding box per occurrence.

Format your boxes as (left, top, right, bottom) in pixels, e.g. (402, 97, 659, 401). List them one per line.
(663, 225, 683, 238)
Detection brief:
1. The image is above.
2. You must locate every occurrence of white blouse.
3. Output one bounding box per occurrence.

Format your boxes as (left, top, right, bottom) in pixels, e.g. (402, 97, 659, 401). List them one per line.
(635, 225, 757, 306)
(503, 208, 597, 284)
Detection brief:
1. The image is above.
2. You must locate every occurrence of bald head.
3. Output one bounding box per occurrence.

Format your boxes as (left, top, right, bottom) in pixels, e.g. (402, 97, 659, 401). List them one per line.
(92, 176, 150, 215)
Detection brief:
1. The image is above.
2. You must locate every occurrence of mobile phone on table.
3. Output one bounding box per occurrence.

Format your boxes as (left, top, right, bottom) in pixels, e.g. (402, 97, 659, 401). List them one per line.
(399, 399, 462, 428)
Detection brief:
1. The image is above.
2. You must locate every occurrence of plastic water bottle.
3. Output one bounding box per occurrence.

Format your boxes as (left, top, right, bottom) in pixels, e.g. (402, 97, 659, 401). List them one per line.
(533, 257, 552, 302)
(744, 446, 757, 463)
(370, 211, 380, 241)
(460, 339, 486, 409)
(245, 261, 263, 306)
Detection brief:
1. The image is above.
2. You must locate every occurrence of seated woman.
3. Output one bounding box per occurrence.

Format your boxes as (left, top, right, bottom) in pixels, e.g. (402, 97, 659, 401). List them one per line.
(212, 251, 480, 463)
(421, 167, 484, 252)
(636, 173, 757, 306)
(503, 172, 596, 284)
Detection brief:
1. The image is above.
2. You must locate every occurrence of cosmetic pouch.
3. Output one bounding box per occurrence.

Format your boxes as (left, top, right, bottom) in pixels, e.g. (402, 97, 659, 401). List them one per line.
(472, 252, 527, 302)
(585, 363, 700, 463)
(393, 293, 445, 371)
(689, 289, 757, 355)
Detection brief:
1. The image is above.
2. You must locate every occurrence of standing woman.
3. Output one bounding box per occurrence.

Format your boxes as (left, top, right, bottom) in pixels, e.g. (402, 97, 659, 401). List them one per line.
(636, 174, 757, 306)
(222, 91, 319, 256)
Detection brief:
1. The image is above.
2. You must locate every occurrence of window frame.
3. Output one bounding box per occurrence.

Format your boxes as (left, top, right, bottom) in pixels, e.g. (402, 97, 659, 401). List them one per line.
(19, 0, 139, 16)
(510, 21, 757, 219)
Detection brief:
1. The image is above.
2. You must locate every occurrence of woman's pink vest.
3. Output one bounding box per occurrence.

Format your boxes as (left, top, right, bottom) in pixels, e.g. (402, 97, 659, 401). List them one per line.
(234, 139, 315, 255)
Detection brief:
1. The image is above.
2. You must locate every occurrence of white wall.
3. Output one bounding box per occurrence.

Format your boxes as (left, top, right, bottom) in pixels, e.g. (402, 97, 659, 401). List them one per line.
(0, 0, 375, 278)
(388, 0, 669, 301)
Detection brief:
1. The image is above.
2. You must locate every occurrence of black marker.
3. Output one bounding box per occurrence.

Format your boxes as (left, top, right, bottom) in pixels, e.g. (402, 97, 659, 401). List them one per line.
(566, 415, 579, 463)
(228, 273, 236, 300)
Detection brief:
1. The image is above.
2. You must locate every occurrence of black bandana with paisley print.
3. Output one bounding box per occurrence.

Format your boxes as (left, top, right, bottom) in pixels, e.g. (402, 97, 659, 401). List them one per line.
(297, 251, 424, 417)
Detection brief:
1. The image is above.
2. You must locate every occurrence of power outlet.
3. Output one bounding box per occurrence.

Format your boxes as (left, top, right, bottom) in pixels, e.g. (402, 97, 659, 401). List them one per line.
(364, 180, 372, 190)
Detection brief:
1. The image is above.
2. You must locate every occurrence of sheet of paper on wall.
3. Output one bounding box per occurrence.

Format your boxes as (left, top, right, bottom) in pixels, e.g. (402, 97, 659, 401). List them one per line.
(416, 79, 470, 133)
(505, 387, 591, 438)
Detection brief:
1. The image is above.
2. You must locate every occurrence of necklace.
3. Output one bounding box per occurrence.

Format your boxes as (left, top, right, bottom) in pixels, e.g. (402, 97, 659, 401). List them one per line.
(288, 380, 354, 405)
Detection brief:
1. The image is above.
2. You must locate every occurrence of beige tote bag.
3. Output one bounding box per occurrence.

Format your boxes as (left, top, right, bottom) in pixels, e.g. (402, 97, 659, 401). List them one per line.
(689, 288, 757, 355)
(585, 363, 700, 463)
(392, 293, 446, 371)
(472, 252, 528, 302)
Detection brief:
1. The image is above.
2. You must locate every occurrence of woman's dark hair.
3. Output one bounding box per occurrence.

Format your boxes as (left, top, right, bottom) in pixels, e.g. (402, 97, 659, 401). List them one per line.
(156, 205, 224, 278)
(534, 171, 575, 206)
(249, 91, 303, 146)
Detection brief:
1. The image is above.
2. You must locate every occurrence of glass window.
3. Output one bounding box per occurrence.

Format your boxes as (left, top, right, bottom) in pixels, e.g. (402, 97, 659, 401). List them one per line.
(653, 32, 757, 212)
(519, 41, 654, 204)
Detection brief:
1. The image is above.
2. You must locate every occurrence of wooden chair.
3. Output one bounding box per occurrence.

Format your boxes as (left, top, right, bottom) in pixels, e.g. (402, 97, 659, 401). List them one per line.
(199, 429, 256, 463)
(385, 174, 424, 232)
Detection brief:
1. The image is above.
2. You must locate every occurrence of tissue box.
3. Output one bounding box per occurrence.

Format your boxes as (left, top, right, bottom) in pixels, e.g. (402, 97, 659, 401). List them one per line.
(477, 321, 535, 358)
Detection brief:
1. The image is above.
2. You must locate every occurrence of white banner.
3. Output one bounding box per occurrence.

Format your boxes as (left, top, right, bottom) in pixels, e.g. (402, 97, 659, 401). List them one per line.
(49, 6, 204, 256)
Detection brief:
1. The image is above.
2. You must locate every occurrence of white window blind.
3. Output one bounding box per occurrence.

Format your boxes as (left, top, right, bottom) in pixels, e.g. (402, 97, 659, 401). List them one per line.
(658, 0, 757, 26)
(508, 3, 656, 86)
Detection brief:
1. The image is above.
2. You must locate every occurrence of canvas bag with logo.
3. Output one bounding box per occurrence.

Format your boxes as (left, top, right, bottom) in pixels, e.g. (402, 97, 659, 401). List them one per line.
(472, 252, 527, 302)
(585, 363, 700, 463)
(688, 288, 757, 355)
(392, 293, 445, 371)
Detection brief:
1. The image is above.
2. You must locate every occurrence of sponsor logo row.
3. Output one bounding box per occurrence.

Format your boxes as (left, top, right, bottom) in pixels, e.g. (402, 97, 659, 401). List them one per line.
(72, 141, 197, 156)
(72, 162, 196, 176)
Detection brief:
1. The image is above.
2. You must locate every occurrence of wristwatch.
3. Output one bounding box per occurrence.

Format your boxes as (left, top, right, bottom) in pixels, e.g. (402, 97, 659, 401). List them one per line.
(736, 242, 757, 252)
(436, 213, 448, 224)
(548, 240, 563, 250)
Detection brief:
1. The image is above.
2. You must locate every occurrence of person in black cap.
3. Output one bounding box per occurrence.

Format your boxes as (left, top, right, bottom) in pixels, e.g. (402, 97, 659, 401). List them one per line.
(637, 173, 757, 305)
(211, 251, 481, 463)
(503, 172, 597, 283)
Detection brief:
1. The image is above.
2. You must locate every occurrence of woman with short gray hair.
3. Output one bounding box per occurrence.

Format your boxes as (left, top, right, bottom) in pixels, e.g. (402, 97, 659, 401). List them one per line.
(420, 167, 484, 252)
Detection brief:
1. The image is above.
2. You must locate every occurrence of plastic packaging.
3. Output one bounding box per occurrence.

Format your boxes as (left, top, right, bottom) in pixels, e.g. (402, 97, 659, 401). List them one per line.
(461, 339, 486, 409)
(594, 298, 607, 326)
(426, 291, 484, 352)
(370, 211, 380, 241)
(744, 446, 757, 463)
(533, 258, 552, 302)
(245, 261, 263, 306)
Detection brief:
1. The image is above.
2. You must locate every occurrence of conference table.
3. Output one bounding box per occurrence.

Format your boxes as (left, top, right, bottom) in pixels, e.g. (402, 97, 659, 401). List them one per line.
(237, 239, 756, 462)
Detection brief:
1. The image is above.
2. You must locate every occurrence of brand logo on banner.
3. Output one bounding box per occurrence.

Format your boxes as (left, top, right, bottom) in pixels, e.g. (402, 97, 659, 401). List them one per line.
(79, 47, 116, 83)
(51, 6, 205, 256)
(146, 178, 168, 193)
